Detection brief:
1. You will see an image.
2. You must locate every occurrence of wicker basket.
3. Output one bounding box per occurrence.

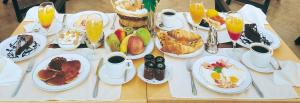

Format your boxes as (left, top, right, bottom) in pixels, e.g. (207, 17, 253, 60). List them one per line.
(110, 0, 148, 28)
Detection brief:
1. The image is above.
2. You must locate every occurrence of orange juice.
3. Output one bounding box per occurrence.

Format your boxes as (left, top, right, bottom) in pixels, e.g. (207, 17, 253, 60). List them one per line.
(226, 16, 244, 41)
(86, 17, 103, 43)
(189, 3, 205, 24)
(38, 5, 55, 29)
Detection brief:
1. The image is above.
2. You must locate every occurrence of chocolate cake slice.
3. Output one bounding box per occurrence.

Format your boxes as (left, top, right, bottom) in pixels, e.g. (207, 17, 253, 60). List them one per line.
(15, 35, 33, 55)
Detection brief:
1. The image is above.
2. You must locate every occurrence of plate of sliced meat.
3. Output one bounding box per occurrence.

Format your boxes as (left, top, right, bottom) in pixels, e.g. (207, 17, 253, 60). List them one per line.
(32, 54, 90, 92)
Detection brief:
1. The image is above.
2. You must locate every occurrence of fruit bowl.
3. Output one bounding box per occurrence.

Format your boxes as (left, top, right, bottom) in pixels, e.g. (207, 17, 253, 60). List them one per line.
(105, 28, 154, 59)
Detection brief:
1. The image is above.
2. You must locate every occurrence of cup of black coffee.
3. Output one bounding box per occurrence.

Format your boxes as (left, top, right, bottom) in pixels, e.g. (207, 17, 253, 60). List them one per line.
(106, 52, 128, 78)
(249, 43, 273, 67)
(161, 9, 177, 28)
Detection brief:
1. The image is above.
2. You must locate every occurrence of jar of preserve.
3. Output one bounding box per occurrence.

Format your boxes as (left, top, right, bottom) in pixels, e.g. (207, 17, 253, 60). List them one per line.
(155, 62, 165, 81)
(144, 61, 155, 80)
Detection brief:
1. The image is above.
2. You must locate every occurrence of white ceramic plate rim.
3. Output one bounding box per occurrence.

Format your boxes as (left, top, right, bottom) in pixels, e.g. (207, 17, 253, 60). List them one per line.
(104, 35, 154, 60)
(192, 55, 252, 94)
(241, 51, 275, 73)
(0, 34, 47, 62)
(137, 64, 171, 85)
(99, 60, 136, 85)
(155, 37, 204, 59)
(32, 53, 91, 92)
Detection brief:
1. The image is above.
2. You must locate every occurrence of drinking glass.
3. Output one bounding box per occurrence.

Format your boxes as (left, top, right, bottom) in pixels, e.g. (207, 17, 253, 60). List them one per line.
(38, 2, 56, 35)
(226, 11, 244, 58)
(85, 13, 103, 60)
(189, 0, 205, 32)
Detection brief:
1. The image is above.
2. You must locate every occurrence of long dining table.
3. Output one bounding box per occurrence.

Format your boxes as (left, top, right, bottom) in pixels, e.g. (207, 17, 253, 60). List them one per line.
(3, 1, 300, 103)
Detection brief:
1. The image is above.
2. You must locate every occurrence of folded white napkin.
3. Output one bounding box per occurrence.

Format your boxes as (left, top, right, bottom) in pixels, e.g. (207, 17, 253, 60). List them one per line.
(273, 60, 300, 87)
(0, 57, 22, 86)
(238, 4, 268, 27)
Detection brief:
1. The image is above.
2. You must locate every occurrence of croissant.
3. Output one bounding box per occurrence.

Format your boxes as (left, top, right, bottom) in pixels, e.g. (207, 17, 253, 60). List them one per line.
(167, 29, 201, 41)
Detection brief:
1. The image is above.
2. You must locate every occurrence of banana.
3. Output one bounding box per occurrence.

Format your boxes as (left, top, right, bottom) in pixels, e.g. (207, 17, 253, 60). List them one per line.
(120, 35, 133, 53)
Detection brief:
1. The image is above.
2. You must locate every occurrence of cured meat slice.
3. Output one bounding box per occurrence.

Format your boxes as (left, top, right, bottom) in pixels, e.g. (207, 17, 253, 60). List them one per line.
(38, 69, 57, 81)
(46, 71, 66, 86)
(61, 60, 81, 83)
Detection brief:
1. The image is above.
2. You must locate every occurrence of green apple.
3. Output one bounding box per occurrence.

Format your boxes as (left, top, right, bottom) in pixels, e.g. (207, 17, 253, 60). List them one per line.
(106, 33, 120, 52)
(136, 28, 151, 46)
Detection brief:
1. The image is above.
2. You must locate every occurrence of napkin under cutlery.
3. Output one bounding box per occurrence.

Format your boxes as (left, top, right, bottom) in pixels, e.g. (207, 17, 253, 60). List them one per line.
(0, 57, 22, 86)
(273, 60, 300, 87)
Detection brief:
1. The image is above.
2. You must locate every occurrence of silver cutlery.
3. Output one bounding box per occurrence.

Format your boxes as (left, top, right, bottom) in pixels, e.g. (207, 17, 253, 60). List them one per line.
(183, 12, 194, 29)
(274, 58, 282, 70)
(93, 58, 104, 98)
(110, 14, 117, 30)
(12, 59, 35, 97)
(124, 62, 130, 82)
(240, 60, 264, 98)
(186, 61, 197, 96)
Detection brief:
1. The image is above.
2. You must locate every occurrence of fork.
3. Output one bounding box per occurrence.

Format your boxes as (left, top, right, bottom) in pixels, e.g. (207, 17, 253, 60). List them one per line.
(110, 14, 117, 30)
(186, 61, 197, 96)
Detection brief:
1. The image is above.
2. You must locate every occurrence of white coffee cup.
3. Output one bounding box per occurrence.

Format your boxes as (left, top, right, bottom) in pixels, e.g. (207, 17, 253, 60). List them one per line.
(249, 43, 273, 68)
(105, 52, 129, 79)
(161, 9, 177, 28)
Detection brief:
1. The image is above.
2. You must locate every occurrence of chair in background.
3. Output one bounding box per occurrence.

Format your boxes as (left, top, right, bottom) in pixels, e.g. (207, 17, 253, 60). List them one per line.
(225, 0, 271, 13)
(12, 0, 66, 22)
(215, 0, 231, 12)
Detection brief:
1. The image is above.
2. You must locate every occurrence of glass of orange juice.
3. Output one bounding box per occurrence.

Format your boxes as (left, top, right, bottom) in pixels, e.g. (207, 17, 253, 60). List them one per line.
(226, 12, 244, 51)
(189, 0, 205, 32)
(38, 2, 56, 35)
(85, 13, 103, 60)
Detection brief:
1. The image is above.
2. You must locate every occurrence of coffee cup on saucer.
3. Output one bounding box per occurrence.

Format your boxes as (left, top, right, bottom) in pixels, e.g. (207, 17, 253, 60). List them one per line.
(249, 43, 273, 68)
(105, 52, 129, 79)
(161, 9, 177, 28)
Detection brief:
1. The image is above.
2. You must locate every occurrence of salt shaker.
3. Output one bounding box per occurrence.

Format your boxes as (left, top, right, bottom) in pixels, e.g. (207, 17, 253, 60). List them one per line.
(205, 26, 218, 54)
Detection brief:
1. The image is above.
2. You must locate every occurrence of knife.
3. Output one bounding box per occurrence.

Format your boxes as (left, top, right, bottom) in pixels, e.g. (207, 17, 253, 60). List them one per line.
(12, 59, 35, 97)
(93, 58, 103, 98)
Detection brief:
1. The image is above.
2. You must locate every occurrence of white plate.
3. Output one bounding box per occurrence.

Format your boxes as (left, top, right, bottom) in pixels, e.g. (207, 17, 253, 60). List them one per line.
(238, 27, 281, 49)
(186, 13, 226, 31)
(67, 11, 110, 28)
(192, 55, 252, 94)
(137, 64, 171, 85)
(241, 51, 275, 73)
(104, 35, 154, 60)
(154, 37, 204, 59)
(37, 20, 63, 36)
(32, 54, 91, 92)
(99, 60, 136, 85)
(0, 34, 47, 62)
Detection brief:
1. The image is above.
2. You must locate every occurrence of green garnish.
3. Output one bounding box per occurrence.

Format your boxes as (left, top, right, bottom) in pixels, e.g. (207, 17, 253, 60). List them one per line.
(214, 67, 222, 73)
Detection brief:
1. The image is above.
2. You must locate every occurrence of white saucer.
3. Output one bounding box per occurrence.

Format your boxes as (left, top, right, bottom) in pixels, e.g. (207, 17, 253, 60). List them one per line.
(137, 64, 171, 85)
(156, 19, 184, 31)
(241, 51, 275, 73)
(99, 60, 136, 85)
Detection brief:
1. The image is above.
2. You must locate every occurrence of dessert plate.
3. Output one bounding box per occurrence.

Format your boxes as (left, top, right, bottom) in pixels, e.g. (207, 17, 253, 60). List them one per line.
(155, 37, 204, 59)
(104, 34, 154, 60)
(137, 64, 171, 85)
(238, 27, 281, 49)
(185, 13, 226, 31)
(241, 51, 275, 73)
(192, 55, 252, 94)
(32, 54, 90, 92)
(99, 60, 135, 85)
(67, 11, 110, 28)
(0, 33, 47, 62)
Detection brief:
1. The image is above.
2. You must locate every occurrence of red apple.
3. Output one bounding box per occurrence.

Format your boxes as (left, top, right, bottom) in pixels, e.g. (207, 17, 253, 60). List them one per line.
(114, 29, 126, 41)
(127, 36, 145, 55)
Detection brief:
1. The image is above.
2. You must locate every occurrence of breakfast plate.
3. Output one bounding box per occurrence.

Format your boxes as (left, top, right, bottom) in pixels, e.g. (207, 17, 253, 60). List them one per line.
(155, 29, 205, 59)
(137, 64, 171, 85)
(238, 24, 281, 49)
(192, 56, 252, 94)
(241, 51, 275, 73)
(0, 33, 47, 62)
(99, 60, 135, 85)
(67, 11, 110, 29)
(185, 12, 226, 31)
(32, 54, 90, 92)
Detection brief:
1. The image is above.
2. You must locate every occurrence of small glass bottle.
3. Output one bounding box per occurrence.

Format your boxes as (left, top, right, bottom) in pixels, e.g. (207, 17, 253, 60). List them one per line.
(144, 61, 155, 80)
(155, 62, 165, 81)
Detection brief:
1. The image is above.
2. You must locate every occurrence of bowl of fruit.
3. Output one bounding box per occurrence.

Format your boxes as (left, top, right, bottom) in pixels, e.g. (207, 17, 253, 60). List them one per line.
(105, 27, 154, 59)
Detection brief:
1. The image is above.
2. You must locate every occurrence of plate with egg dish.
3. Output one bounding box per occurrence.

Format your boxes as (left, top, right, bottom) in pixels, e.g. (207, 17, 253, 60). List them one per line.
(0, 33, 47, 62)
(32, 54, 90, 91)
(192, 56, 252, 94)
(155, 29, 204, 58)
(238, 23, 281, 49)
(137, 54, 171, 84)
